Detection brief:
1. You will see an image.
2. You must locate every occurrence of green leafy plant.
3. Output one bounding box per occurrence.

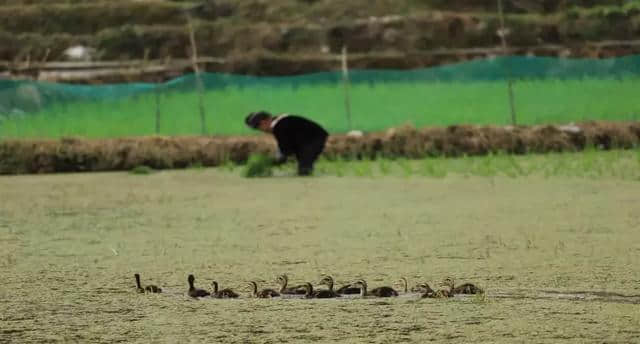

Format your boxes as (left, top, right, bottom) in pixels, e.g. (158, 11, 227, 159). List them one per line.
(242, 154, 274, 178)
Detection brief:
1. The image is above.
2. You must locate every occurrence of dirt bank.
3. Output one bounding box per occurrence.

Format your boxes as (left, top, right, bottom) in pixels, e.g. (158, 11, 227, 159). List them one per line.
(1, 121, 638, 174)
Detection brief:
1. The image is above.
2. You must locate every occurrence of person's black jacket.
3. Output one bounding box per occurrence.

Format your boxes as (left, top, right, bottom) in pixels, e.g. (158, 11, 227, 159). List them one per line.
(271, 115, 328, 161)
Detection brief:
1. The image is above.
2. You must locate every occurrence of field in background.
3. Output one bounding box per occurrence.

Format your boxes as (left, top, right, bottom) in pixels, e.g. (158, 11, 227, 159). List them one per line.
(1, 77, 639, 139)
(1, 151, 639, 342)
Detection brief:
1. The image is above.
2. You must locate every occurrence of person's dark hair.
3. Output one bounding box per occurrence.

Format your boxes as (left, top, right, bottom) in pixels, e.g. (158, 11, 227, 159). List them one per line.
(245, 111, 272, 129)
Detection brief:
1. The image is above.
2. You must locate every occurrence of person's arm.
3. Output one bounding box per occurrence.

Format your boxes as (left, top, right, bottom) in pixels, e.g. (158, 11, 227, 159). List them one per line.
(272, 130, 294, 165)
(273, 147, 287, 165)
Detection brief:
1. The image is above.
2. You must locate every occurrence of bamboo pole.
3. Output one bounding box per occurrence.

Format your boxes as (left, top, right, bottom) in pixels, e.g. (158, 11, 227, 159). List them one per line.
(155, 78, 161, 135)
(497, 0, 517, 126)
(41, 49, 50, 64)
(341, 45, 353, 131)
(140, 48, 161, 135)
(187, 16, 207, 135)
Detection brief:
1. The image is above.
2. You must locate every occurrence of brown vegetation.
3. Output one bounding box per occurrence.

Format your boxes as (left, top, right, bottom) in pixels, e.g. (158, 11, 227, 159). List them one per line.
(2, 0, 640, 81)
(1, 121, 638, 175)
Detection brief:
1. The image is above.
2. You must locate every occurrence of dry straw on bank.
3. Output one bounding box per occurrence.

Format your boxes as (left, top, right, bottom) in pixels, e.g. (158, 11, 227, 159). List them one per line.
(1, 121, 638, 174)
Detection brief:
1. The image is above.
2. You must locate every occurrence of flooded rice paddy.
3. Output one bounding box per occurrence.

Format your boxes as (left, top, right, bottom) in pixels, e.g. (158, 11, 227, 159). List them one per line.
(1, 169, 639, 343)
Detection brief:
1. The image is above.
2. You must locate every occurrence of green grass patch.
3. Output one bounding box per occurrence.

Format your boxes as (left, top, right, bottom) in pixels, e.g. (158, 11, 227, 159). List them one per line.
(308, 149, 640, 180)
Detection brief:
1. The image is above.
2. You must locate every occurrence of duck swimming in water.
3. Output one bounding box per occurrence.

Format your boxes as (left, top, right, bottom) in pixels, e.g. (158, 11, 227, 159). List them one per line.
(320, 275, 360, 295)
(396, 277, 433, 295)
(450, 278, 484, 295)
(276, 274, 306, 295)
(299, 282, 338, 299)
(134, 273, 162, 293)
(301, 282, 316, 299)
(211, 281, 239, 298)
(423, 277, 454, 298)
(187, 274, 210, 298)
(350, 279, 398, 298)
(247, 281, 280, 298)
(315, 276, 341, 298)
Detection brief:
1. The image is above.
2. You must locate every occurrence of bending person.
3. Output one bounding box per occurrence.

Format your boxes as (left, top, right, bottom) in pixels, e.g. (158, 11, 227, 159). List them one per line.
(245, 111, 329, 176)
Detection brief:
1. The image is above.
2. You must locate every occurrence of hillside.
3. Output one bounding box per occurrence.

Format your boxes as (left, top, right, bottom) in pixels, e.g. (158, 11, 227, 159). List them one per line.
(2, 0, 640, 81)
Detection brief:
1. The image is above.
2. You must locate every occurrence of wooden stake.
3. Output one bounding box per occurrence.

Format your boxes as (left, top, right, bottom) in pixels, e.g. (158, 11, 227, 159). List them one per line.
(155, 78, 162, 135)
(187, 16, 207, 135)
(41, 49, 51, 63)
(497, 0, 517, 126)
(341, 45, 353, 131)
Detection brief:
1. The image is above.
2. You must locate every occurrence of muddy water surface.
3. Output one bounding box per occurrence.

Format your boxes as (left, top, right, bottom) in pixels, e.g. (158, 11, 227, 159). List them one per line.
(1, 170, 639, 342)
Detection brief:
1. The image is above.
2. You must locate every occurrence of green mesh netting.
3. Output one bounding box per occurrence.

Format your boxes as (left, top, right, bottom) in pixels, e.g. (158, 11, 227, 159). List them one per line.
(1, 56, 639, 139)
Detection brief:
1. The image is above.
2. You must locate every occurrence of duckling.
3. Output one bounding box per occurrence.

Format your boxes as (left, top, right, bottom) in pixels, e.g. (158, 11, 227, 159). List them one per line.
(301, 282, 316, 299)
(450, 278, 484, 295)
(134, 273, 145, 293)
(369, 280, 399, 297)
(247, 281, 280, 298)
(187, 274, 210, 298)
(211, 281, 239, 299)
(350, 280, 371, 298)
(423, 277, 454, 298)
(276, 274, 306, 295)
(396, 277, 434, 294)
(314, 276, 341, 298)
(413, 282, 436, 294)
(145, 284, 162, 293)
(318, 275, 360, 295)
(134, 273, 162, 293)
(351, 279, 398, 298)
(395, 277, 409, 293)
